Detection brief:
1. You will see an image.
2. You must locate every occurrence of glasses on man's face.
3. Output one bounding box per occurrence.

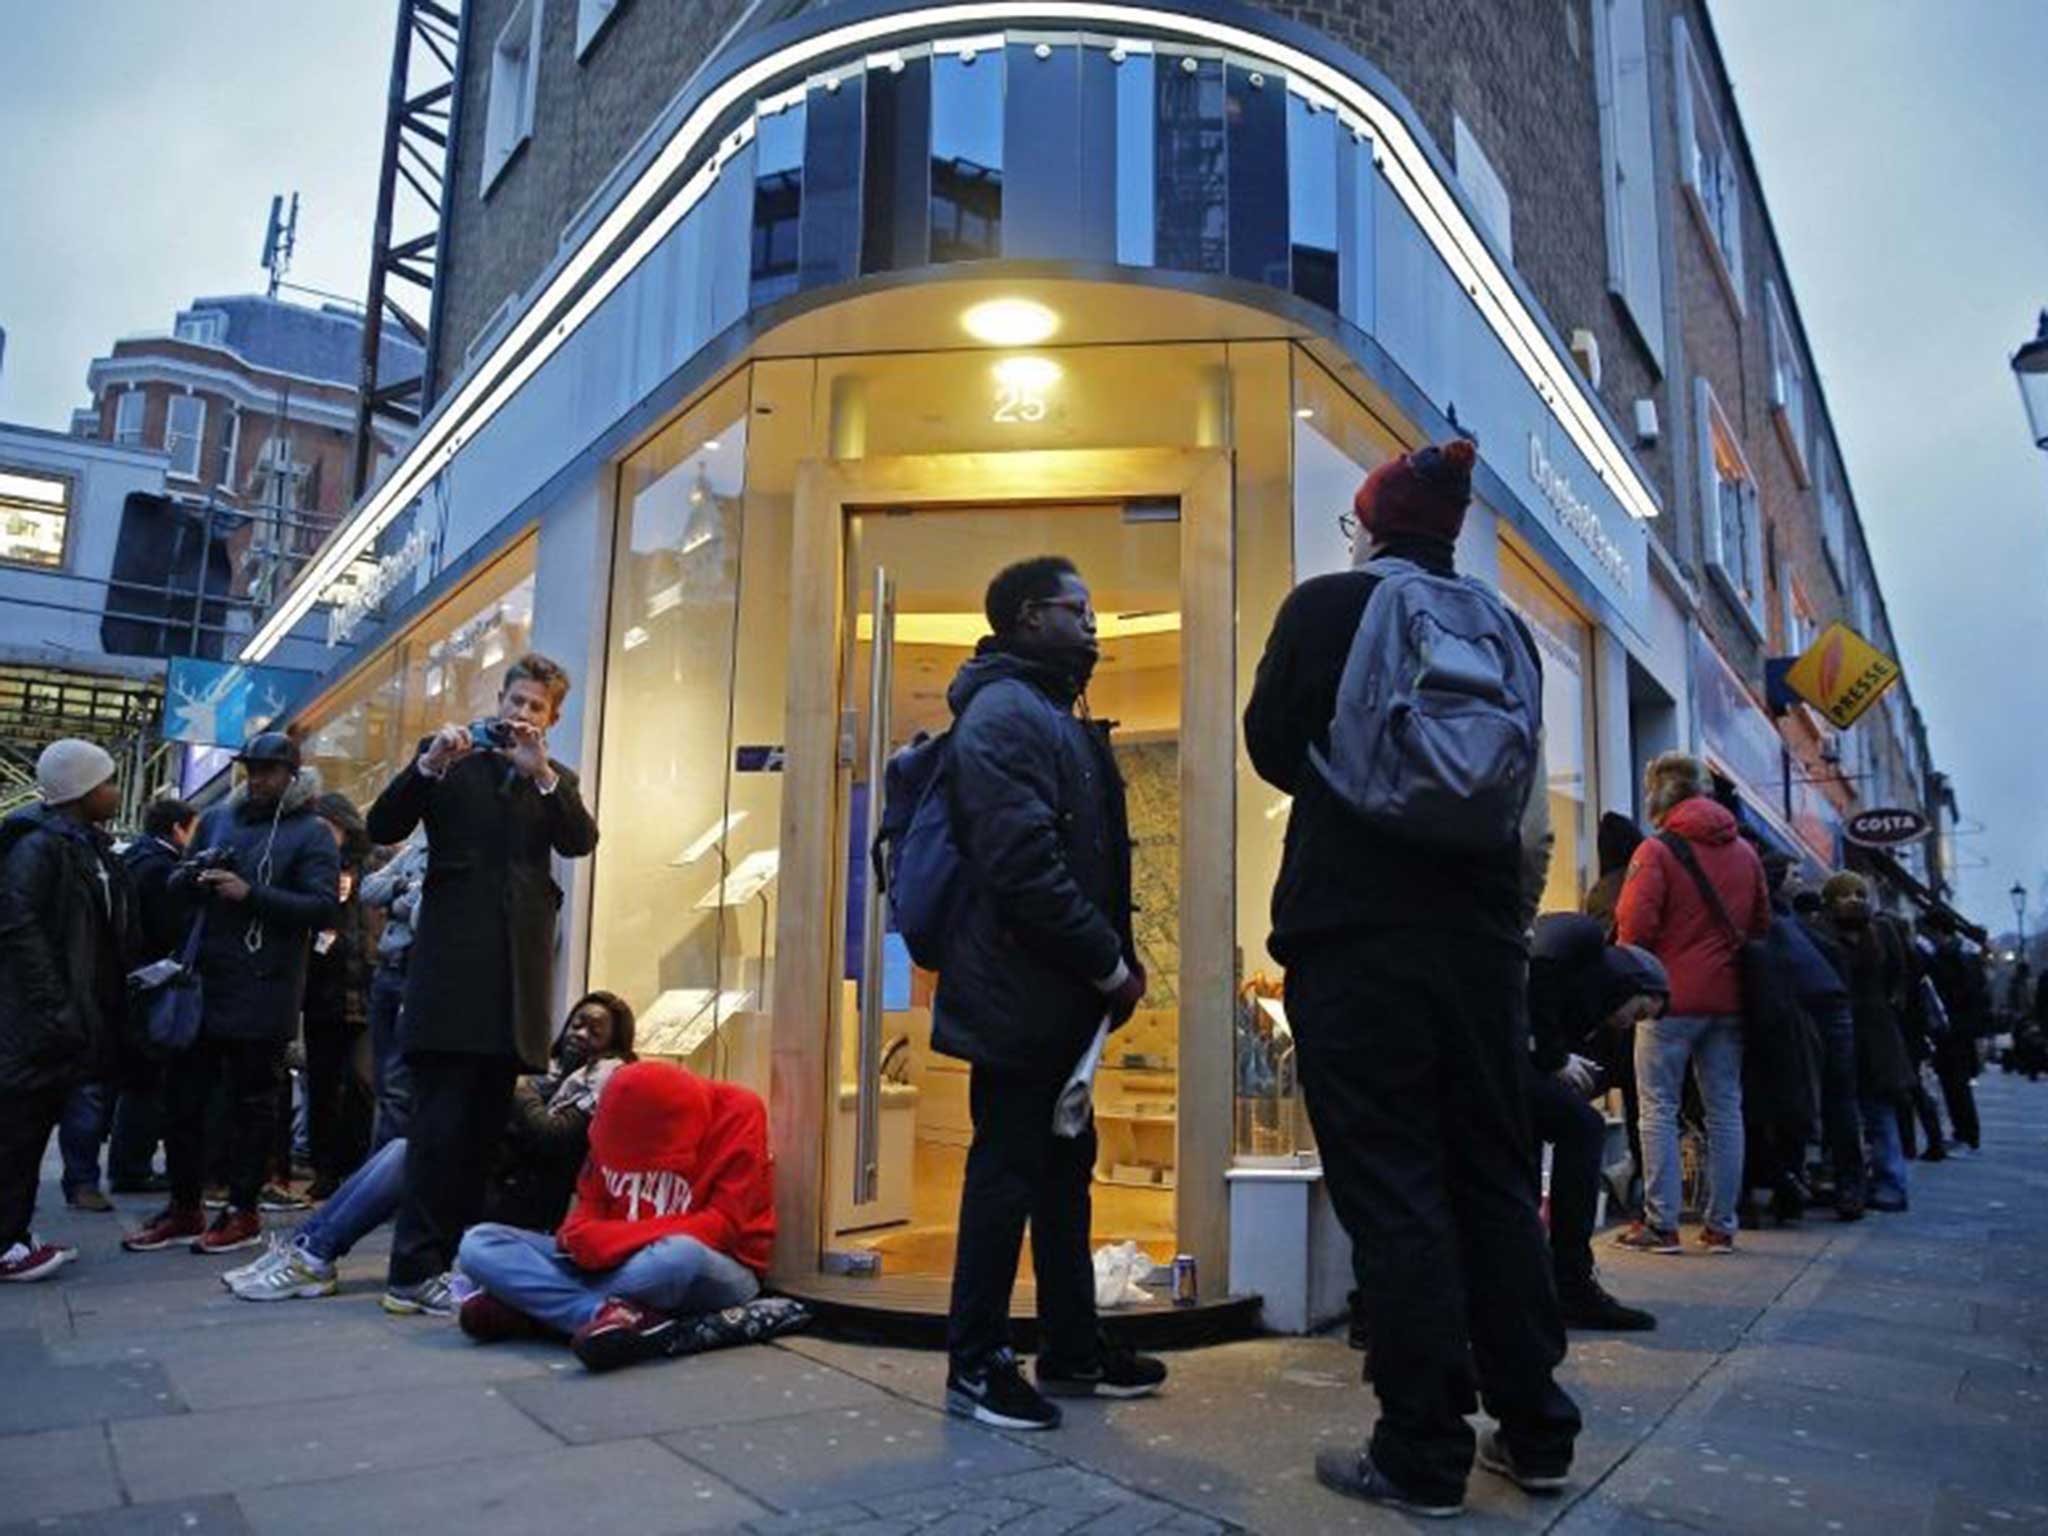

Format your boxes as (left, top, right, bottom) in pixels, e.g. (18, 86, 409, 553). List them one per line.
(1338, 511, 1359, 542)
(1030, 596, 1096, 624)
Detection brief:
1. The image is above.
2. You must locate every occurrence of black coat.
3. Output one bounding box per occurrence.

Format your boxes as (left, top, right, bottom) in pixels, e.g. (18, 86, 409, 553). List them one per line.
(174, 776, 341, 1043)
(0, 807, 135, 1094)
(303, 891, 372, 1039)
(366, 740, 598, 1071)
(1811, 914, 1914, 1099)
(121, 836, 193, 962)
(931, 646, 1135, 1076)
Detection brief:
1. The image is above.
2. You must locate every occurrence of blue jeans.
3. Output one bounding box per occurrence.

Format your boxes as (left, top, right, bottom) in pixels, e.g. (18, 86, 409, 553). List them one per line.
(1636, 1013, 1745, 1236)
(1812, 999, 1865, 1192)
(1860, 1094, 1910, 1206)
(368, 967, 412, 1148)
(458, 1222, 760, 1334)
(296, 1137, 408, 1262)
(59, 1082, 109, 1195)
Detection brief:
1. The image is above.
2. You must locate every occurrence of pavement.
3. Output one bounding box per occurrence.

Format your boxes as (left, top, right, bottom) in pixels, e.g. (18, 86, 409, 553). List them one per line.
(4, 1071, 2045, 1536)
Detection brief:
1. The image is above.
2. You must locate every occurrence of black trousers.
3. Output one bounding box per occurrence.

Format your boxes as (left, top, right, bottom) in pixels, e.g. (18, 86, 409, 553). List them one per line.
(164, 1037, 285, 1212)
(946, 1063, 1098, 1372)
(107, 1075, 164, 1186)
(1289, 930, 1582, 1502)
(1525, 1067, 1604, 1287)
(1932, 1036, 1981, 1150)
(304, 1022, 372, 1183)
(1899, 1077, 1945, 1159)
(0, 1084, 69, 1250)
(389, 1051, 519, 1286)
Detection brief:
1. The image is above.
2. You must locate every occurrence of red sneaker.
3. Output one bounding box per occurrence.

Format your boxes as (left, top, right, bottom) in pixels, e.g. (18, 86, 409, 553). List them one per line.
(571, 1297, 678, 1373)
(1612, 1222, 1683, 1255)
(1697, 1228, 1736, 1256)
(193, 1208, 264, 1255)
(460, 1291, 545, 1345)
(123, 1205, 207, 1252)
(0, 1240, 74, 1282)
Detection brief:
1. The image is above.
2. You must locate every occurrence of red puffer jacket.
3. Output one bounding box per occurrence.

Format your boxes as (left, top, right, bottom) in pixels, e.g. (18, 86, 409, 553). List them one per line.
(1616, 797, 1769, 1017)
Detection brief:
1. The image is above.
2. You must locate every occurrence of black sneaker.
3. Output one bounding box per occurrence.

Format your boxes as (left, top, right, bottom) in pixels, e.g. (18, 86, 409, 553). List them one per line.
(1037, 1344, 1167, 1400)
(946, 1350, 1061, 1430)
(1556, 1273, 1656, 1332)
(1313, 1446, 1463, 1518)
(1477, 1429, 1570, 1494)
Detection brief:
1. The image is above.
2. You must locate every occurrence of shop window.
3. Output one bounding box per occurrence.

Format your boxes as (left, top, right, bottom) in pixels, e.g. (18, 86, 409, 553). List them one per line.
(165, 395, 206, 481)
(1592, 0, 1665, 368)
(1694, 377, 1764, 636)
(929, 45, 1003, 262)
(481, 0, 542, 195)
(1500, 541, 1597, 914)
(114, 389, 148, 447)
(1674, 18, 1744, 313)
(0, 467, 71, 569)
(1766, 282, 1811, 484)
(1453, 115, 1513, 262)
(750, 96, 804, 309)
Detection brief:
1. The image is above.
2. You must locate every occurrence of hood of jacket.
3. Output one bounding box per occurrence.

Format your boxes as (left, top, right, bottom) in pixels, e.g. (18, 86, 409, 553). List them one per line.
(227, 767, 322, 824)
(587, 1059, 711, 1186)
(1600, 944, 1670, 1015)
(946, 640, 1081, 717)
(1660, 795, 1740, 848)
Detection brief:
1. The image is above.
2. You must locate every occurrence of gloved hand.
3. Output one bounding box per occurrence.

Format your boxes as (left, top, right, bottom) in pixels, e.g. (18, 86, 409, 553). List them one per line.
(1556, 1053, 1601, 1098)
(1106, 962, 1148, 1029)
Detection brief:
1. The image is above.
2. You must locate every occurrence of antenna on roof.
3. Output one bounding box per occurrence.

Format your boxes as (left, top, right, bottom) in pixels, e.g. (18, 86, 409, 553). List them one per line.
(260, 193, 300, 299)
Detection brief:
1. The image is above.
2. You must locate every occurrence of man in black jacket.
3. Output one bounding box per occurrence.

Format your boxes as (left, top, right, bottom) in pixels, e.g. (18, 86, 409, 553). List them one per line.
(103, 797, 199, 1196)
(124, 734, 340, 1258)
(0, 740, 134, 1281)
(935, 557, 1164, 1433)
(366, 652, 598, 1317)
(1246, 440, 1578, 1517)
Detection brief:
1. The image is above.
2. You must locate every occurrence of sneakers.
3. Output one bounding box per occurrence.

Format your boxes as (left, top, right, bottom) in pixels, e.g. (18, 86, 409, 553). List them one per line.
(221, 1232, 289, 1288)
(1613, 1222, 1682, 1255)
(1313, 1446, 1464, 1518)
(1556, 1273, 1657, 1332)
(1696, 1228, 1736, 1256)
(123, 1205, 207, 1252)
(257, 1184, 311, 1213)
(1036, 1344, 1168, 1400)
(382, 1273, 458, 1316)
(460, 1292, 546, 1345)
(64, 1187, 114, 1214)
(947, 1350, 1061, 1431)
(570, 1297, 678, 1372)
(0, 1240, 74, 1283)
(1477, 1429, 1570, 1494)
(194, 1208, 264, 1255)
(229, 1239, 336, 1301)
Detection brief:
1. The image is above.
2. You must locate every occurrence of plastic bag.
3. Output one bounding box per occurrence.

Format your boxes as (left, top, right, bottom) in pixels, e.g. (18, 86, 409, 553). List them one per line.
(1092, 1240, 1153, 1309)
(1053, 1017, 1111, 1138)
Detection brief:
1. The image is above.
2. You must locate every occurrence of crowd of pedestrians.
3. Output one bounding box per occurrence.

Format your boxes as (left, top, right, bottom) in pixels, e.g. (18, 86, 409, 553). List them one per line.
(0, 453, 2025, 1519)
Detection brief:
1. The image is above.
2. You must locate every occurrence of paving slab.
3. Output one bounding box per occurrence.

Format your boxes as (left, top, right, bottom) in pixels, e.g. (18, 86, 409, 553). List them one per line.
(155, 1322, 559, 1410)
(0, 1494, 252, 1536)
(0, 1424, 124, 1523)
(0, 1356, 182, 1435)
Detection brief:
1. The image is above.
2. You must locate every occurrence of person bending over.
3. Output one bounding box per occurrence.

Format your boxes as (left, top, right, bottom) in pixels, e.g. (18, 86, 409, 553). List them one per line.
(456, 1059, 773, 1373)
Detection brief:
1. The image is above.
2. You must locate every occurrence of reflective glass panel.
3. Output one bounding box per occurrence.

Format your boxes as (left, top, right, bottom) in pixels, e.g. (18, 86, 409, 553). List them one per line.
(751, 101, 805, 310)
(1500, 540, 1596, 912)
(861, 54, 930, 273)
(930, 49, 1003, 261)
(1154, 54, 1225, 274)
(799, 73, 863, 291)
(1287, 93, 1339, 312)
(1226, 63, 1288, 289)
(1113, 48, 1156, 266)
(1003, 40, 1089, 260)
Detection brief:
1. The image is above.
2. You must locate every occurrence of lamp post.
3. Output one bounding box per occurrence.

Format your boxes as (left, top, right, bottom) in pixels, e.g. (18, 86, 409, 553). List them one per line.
(2015, 311, 2048, 451)
(2012, 880, 2028, 962)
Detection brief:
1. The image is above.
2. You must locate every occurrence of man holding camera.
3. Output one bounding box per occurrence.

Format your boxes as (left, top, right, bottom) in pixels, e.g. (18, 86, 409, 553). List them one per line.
(125, 733, 340, 1256)
(366, 653, 598, 1316)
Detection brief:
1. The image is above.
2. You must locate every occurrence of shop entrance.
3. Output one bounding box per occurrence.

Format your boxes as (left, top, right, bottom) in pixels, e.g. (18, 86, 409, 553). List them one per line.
(770, 448, 1234, 1313)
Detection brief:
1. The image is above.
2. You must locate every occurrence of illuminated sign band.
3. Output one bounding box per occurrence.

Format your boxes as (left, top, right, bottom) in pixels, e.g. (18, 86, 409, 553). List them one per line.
(243, 2, 1662, 662)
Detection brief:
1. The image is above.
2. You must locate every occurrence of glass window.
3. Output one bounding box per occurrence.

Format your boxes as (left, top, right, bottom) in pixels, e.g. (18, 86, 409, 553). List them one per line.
(1113, 47, 1156, 267)
(799, 71, 863, 291)
(751, 99, 805, 310)
(114, 389, 148, 446)
(1766, 281, 1810, 482)
(481, 0, 540, 194)
(1676, 19, 1744, 309)
(0, 467, 71, 568)
(930, 47, 1003, 261)
(589, 372, 752, 1072)
(1287, 92, 1338, 312)
(1694, 377, 1764, 635)
(1002, 39, 1096, 261)
(1154, 53, 1225, 274)
(861, 54, 930, 274)
(1226, 62, 1289, 289)
(174, 310, 227, 346)
(1499, 541, 1596, 913)
(166, 395, 206, 480)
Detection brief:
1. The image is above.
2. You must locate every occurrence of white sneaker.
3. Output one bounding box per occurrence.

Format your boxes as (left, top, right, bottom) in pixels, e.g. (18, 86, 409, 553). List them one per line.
(230, 1241, 336, 1302)
(220, 1231, 288, 1289)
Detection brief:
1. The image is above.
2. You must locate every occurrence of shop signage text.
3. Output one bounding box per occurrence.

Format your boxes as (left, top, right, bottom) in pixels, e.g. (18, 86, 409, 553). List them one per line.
(1528, 435, 1631, 596)
(1784, 621, 1900, 730)
(1845, 808, 1931, 848)
(324, 526, 432, 648)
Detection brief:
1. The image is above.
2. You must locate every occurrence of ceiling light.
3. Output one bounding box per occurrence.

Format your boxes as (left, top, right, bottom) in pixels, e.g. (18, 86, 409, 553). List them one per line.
(993, 355, 1061, 391)
(963, 298, 1058, 347)
(1295, 407, 1316, 419)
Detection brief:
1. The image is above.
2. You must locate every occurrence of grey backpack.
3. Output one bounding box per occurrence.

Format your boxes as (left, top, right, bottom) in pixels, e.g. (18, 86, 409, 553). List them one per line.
(1308, 557, 1542, 851)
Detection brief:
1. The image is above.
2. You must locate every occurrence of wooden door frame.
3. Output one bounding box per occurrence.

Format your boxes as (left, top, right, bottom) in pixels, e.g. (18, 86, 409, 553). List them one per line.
(769, 447, 1236, 1292)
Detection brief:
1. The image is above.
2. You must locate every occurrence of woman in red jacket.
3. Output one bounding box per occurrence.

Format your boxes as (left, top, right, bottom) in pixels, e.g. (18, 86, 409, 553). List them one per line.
(456, 1059, 774, 1371)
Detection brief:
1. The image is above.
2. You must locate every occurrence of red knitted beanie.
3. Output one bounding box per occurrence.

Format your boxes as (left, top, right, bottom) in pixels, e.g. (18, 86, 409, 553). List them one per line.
(1353, 437, 1477, 545)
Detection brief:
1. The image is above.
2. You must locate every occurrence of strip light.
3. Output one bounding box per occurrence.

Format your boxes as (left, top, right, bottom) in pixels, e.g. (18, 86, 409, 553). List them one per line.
(244, 2, 1659, 662)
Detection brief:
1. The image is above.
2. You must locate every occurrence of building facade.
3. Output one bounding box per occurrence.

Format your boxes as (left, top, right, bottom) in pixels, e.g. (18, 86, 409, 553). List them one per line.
(242, 0, 1952, 1329)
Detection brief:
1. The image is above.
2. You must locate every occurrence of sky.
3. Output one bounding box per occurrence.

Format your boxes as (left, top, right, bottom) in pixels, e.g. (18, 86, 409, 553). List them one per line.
(0, 3, 2041, 931)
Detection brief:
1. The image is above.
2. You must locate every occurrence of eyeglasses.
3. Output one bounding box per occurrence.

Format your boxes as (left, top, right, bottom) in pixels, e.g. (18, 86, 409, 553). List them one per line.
(1337, 511, 1359, 542)
(1028, 596, 1095, 623)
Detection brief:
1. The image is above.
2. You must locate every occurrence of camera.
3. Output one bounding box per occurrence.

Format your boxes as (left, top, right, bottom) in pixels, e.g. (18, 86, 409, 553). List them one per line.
(468, 717, 515, 751)
(186, 845, 238, 875)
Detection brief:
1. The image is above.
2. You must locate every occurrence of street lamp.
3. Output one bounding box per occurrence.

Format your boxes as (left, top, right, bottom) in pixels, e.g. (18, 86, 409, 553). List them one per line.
(2015, 311, 2048, 451)
(2011, 880, 2028, 957)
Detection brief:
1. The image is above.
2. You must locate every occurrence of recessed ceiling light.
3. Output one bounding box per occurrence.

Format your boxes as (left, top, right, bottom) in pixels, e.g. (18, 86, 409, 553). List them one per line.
(1295, 407, 1316, 419)
(962, 298, 1058, 347)
(993, 355, 1062, 391)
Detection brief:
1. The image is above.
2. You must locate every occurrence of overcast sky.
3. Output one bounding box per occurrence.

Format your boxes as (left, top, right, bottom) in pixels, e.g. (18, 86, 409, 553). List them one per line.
(0, 3, 2040, 929)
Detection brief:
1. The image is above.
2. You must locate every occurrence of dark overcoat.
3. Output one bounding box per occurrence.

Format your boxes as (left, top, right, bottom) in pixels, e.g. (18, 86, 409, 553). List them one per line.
(366, 739, 598, 1071)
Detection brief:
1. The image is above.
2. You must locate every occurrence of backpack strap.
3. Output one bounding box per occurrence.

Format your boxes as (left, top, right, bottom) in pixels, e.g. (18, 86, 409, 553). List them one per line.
(1658, 831, 1743, 948)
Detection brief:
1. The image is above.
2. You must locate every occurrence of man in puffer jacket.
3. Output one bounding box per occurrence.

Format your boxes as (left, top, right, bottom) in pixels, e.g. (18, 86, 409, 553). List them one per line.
(457, 1060, 772, 1372)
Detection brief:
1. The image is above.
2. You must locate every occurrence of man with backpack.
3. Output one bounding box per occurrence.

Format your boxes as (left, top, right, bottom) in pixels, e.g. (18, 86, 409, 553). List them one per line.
(1246, 438, 1578, 1517)
(924, 556, 1165, 1433)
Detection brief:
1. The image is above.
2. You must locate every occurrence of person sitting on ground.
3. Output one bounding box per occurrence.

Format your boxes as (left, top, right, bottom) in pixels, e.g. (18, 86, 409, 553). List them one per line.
(1528, 915, 1664, 1332)
(456, 1058, 774, 1373)
(225, 992, 635, 1301)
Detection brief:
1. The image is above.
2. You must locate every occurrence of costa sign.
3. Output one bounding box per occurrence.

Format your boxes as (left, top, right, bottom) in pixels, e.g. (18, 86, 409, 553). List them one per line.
(1845, 808, 1931, 848)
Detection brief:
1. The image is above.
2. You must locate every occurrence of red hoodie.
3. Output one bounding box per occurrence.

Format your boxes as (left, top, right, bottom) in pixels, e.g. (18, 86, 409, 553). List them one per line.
(556, 1061, 775, 1276)
(1616, 797, 1769, 1017)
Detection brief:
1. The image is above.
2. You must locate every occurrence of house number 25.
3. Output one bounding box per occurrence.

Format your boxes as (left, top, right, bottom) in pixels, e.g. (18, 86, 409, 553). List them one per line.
(992, 380, 1048, 424)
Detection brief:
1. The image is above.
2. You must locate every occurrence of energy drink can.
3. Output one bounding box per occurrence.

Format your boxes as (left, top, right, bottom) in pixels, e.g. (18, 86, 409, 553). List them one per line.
(1171, 1253, 1198, 1307)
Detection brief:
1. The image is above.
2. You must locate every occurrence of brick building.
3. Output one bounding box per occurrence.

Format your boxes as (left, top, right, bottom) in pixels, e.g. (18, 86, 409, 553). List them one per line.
(240, 0, 1954, 1330)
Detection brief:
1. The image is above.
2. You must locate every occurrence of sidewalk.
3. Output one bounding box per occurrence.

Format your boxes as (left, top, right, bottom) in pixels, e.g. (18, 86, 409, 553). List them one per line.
(3, 1072, 2043, 1535)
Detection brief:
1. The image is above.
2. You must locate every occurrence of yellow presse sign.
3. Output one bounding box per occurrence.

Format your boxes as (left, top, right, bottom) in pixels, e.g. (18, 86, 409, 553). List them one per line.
(1785, 621, 1900, 729)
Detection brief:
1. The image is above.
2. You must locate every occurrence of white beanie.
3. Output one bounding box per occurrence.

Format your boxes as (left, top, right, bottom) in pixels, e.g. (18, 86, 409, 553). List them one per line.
(36, 739, 117, 806)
